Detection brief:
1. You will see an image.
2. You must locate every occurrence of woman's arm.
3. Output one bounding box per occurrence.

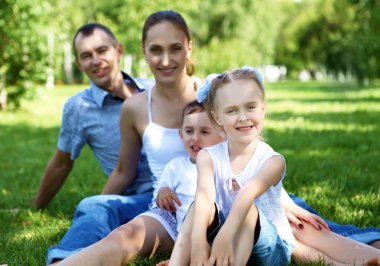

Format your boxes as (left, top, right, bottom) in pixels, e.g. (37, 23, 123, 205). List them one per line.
(281, 187, 330, 230)
(102, 100, 142, 194)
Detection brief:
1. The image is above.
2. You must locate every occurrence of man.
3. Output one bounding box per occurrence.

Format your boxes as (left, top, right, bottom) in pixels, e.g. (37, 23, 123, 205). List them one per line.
(33, 23, 152, 209)
(34, 23, 153, 264)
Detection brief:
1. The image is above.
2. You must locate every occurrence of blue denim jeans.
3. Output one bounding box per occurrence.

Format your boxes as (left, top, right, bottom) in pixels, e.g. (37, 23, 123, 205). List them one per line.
(46, 192, 152, 264)
(290, 194, 380, 244)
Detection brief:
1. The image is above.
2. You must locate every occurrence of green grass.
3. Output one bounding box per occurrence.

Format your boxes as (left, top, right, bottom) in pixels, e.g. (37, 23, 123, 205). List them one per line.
(0, 82, 379, 265)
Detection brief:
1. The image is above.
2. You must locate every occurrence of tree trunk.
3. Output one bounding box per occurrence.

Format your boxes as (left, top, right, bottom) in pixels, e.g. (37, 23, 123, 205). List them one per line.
(0, 66, 7, 110)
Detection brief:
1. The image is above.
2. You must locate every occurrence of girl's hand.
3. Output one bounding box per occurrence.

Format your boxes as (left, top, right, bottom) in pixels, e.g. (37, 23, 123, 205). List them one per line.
(191, 238, 211, 266)
(157, 187, 181, 212)
(208, 229, 234, 266)
(285, 203, 330, 231)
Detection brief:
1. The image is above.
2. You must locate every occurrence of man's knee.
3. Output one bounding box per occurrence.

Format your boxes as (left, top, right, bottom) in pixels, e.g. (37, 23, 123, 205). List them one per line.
(76, 195, 105, 212)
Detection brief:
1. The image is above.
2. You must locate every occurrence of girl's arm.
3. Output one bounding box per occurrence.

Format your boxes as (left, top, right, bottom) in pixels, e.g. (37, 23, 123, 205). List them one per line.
(208, 156, 285, 265)
(223, 155, 284, 237)
(102, 100, 142, 194)
(190, 149, 216, 264)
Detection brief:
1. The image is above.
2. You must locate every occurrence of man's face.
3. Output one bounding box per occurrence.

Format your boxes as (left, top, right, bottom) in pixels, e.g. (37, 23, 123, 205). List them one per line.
(74, 28, 122, 90)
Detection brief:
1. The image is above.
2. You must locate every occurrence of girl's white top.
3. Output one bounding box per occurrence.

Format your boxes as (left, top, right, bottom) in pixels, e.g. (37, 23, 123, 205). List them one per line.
(205, 140, 295, 246)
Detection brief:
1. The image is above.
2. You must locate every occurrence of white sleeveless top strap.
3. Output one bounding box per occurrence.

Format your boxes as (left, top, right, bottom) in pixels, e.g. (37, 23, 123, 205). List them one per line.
(142, 87, 187, 190)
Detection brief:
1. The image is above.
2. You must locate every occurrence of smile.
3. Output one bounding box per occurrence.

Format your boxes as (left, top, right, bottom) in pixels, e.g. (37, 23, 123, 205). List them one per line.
(191, 145, 202, 152)
(93, 67, 108, 76)
(236, 125, 253, 131)
(159, 67, 176, 74)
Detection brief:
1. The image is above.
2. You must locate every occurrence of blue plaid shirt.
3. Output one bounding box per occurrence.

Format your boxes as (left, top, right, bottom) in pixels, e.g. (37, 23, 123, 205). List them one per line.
(58, 72, 154, 194)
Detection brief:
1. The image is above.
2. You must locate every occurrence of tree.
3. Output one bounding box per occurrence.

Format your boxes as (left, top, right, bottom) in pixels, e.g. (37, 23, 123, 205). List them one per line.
(0, 0, 53, 109)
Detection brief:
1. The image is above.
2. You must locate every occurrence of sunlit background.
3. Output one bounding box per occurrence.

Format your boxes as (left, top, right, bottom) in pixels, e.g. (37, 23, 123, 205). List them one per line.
(1, 0, 379, 109)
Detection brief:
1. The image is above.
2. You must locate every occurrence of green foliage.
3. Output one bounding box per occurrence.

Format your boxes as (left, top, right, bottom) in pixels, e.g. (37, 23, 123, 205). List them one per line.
(0, 0, 54, 108)
(0, 82, 379, 265)
(2, 0, 380, 109)
(274, 0, 380, 82)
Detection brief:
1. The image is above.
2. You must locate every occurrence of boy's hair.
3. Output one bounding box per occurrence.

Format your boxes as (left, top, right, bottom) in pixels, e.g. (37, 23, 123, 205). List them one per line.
(181, 100, 206, 126)
(204, 68, 265, 130)
(72, 23, 118, 58)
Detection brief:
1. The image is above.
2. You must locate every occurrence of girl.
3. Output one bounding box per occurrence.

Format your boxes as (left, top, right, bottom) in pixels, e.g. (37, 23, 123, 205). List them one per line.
(167, 67, 380, 266)
(193, 67, 293, 265)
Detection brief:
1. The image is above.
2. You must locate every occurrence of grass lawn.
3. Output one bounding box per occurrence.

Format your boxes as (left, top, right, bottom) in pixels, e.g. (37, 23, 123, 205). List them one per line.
(0, 81, 379, 265)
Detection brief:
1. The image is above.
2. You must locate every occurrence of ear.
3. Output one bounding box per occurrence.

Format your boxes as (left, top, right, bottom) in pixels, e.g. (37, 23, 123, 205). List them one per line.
(116, 43, 124, 58)
(261, 102, 267, 118)
(179, 128, 184, 140)
(141, 45, 146, 57)
(75, 58, 82, 71)
(187, 40, 192, 58)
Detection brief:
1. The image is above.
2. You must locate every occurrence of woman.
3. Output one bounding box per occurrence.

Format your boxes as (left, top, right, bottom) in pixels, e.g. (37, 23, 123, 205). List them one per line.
(56, 10, 198, 265)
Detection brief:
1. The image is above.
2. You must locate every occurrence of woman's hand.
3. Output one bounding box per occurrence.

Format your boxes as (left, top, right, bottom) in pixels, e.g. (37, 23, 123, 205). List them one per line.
(157, 187, 181, 212)
(285, 203, 330, 231)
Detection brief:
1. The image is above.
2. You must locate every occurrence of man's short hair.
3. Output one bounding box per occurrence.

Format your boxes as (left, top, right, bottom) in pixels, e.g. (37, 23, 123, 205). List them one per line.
(72, 23, 118, 58)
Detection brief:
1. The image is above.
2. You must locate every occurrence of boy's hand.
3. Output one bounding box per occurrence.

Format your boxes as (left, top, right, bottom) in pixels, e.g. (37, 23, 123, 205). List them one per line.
(157, 187, 181, 212)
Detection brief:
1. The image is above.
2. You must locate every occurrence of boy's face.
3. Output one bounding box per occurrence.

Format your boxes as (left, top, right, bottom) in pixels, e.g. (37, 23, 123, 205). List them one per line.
(180, 111, 223, 163)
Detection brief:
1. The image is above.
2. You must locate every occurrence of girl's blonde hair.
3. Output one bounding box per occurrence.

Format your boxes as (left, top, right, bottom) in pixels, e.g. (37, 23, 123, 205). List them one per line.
(204, 68, 265, 130)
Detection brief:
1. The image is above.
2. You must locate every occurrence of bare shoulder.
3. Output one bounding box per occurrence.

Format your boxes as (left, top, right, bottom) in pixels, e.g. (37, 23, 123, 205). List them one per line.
(196, 149, 213, 167)
(121, 91, 149, 134)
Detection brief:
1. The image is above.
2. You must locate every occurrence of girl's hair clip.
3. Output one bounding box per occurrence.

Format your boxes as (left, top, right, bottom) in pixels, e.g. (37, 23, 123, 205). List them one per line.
(241, 65, 264, 89)
(196, 73, 219, 103)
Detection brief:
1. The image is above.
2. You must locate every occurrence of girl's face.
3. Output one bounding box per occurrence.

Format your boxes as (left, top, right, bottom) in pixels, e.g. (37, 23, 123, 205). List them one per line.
(180, 111, 223, 163)
(212, 79, 265, 144)
(142, 21, 192, 85)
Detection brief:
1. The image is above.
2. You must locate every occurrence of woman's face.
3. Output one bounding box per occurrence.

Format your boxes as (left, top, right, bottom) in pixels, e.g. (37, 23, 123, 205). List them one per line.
(143, 21, 192, 85)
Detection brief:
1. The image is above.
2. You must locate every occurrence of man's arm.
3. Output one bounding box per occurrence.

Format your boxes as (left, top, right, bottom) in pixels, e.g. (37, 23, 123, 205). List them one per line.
(32, 149, 74, 209)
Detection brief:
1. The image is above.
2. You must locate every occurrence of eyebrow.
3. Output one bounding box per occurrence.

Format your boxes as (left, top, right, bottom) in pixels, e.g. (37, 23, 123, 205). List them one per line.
(149, 42, 183, 48)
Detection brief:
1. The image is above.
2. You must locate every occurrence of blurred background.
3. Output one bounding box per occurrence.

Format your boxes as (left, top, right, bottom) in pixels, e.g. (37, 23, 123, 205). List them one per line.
(1, 0, 379, 109)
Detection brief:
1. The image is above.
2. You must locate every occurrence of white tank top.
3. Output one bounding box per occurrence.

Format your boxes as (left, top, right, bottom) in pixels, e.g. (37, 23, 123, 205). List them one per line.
(142, 87, 187, 189)
(205, 140, 295, 246)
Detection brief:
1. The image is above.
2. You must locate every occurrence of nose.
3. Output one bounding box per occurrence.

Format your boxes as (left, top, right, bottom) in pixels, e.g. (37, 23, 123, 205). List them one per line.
(238, 111, 248, 122)
(92, 54, 101, 65)
(191, 133, 199, 143)
(161, 52, 170, 66)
